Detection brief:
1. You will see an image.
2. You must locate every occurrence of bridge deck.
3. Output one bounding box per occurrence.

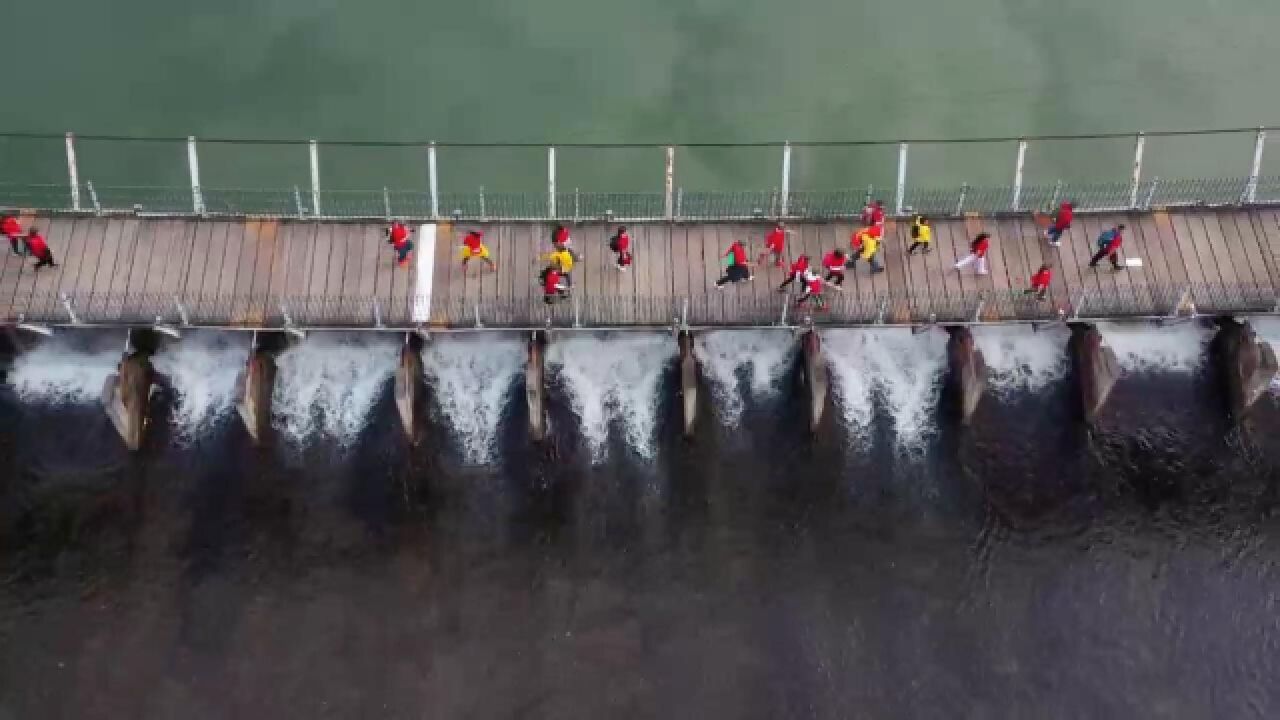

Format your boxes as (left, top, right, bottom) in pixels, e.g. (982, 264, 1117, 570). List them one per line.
(3, 209, 1280, 328)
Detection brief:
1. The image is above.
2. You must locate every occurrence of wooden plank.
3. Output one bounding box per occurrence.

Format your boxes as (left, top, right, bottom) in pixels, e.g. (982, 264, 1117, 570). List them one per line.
(335, 223, 362, 296)
(124, 219, 156, 295)
(1168, 212, 1214, 287)
(233, 221, 263, 299)
(428, 220, 453, 322)
(88, 218, 125, 295)
(197, 222, 228, 297)
(74, 217, 109, 298)
(183, 221, 213, 297)
(52, 216, 95, 298)
(285, 223, 316, 297)
(436, 222, 463, 307)
(244, 220, 280, 323)
(671, 225, 690, 303)
(1249, 210, 1280, 287)
(917, 219, 947, 298)
(1194, 212, 1238, 287)
(215, 220, 245, 297)
(1215, 211, 1262, 288)
(165, 220, 197, 295)
(1128, 213, 1171, 289)
(967, 217, 999, 292)
(106, 217, 142, 297)
(305, 222, 332, 296)
(934, 219, 965, 296)
(11, 218, 72, 317)
(265, 220, 293, 299)
(998, 217, 1029, 296)
(1233, 210, 1274, 285)
(1153, 211, 1198, 287)
(324, 224, 350, 299)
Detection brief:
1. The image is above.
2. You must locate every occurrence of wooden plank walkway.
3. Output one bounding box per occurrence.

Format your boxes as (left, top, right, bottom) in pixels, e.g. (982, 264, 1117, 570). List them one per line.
(3, 209, 1280, 327)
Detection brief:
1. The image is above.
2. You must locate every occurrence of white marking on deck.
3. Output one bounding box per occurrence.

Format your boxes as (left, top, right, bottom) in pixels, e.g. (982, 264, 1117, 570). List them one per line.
(413, 223, 435, 322)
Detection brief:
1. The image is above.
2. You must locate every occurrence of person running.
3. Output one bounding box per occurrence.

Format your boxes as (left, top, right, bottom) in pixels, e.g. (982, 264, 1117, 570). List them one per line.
(1044, 201, 1073, 246)
(460, 230, 496, 272)
(954, 232, 991, 275)
(907, 216, 932, 255)
(2, 214, 24, 255)
(608, 226, 632, 270)
(857, 226, 883, 274)
(542, 265, 567, 304)
(846, 224, 882, 270)
(25, 228, 56, 270)
(386, 220, 414, 267)
(861, 199, 885, 227)
(1026, 263, 1053, 299)
(541, 247, 576, 290)
(796, 268, 829, 311)
(758, 222, 789, 268)
(821, 249, 847, 286)
(1089, 224, 1126, 270)
(777, 254, 810, 292)
(715, 239, 752, 287)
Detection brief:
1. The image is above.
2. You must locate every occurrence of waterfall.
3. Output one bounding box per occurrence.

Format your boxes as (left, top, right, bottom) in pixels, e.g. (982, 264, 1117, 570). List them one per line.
(151, 331, 249, 439)
(421, 333, 525, 464)
(694, 329, 797, 426)
(272, 332, 397, 446)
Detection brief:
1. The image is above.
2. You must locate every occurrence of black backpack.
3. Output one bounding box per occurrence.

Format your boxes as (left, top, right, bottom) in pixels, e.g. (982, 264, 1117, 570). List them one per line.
(910, 218, 923, 239)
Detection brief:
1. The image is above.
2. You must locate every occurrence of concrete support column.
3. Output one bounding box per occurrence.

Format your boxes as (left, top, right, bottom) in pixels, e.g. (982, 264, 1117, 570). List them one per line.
(527, 330, 548, 442)
(1211, 319, 1278, 420)
(102, 329, 156, 451)
(677, 330, 698, 438)
(944, 326, 987, 424)
(800, 329, 828, 433)
(393, 332, 425, 443)
(1068, 323, 1120, 423)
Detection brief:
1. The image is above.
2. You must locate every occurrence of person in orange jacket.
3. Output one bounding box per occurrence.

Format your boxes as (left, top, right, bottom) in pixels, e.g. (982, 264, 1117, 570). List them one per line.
(1026, 263, 1052, 299)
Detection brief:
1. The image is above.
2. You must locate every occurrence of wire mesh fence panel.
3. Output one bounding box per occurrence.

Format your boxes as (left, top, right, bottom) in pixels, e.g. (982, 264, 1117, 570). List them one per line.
(0, 136, 68, 185)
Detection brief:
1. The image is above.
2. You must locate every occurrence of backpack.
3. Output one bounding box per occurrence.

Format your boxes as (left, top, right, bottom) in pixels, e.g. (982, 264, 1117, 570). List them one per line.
(910, 223, 921, 239)
(1097, 229, 1116, 249)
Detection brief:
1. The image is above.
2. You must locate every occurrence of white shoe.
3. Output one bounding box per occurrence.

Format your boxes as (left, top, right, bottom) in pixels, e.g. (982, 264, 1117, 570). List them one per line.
(1049, 241, 1061, 247)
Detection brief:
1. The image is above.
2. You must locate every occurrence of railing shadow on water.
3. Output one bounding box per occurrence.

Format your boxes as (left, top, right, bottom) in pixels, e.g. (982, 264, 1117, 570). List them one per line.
(9, 283, 1279, 331)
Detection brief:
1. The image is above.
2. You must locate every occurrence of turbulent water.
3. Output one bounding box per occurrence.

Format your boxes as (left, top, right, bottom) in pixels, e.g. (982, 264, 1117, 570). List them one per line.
(3, 324, 1280, 717)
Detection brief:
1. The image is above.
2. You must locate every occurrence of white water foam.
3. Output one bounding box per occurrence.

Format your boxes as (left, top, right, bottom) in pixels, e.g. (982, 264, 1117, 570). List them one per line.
(151, 332, 249, 438)
(546, 333, 674, 462)
(5, 336, 122, 404)
(1242, 316, 1280, 391)
(693, 329, 797, 426)
(272, 333, 397, 446)
(824, 328, 949, 452)
(972, 324, 1070, 395)
(1096, 321, 1210, 374)
(421, 334, 525, 464)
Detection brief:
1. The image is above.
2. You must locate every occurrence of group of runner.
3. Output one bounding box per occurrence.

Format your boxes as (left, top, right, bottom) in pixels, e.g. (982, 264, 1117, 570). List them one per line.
(713, 199, 1122, 308)
(2, 215, 57, 270)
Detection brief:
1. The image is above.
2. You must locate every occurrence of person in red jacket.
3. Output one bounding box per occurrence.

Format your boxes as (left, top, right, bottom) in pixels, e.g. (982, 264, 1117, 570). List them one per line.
(1025, 263, 1052, 299)
(609, 226, 632, 270)
(1089, 224, 1126, 270)
(542, 266, 567, 304)
(24, 229, 56, 270)
(757, 223, 789, 267)
(715, 240, 752, 287)
(777, 254, 810, 292)
(1044, 201, 1073, 246)
(460, 230, 496, 272)
(2, 215, 24, 255)
(954, 232, 991, 275)
(552, 224, 571, 249)
(822, 249, 847, 286)
(386, 220, 414, 267)
(861, 199, 885, 227)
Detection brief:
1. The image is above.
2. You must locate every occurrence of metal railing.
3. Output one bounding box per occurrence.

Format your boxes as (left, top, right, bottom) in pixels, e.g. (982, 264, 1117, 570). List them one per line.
(0, 127, 1278, 220)
(7, 283, 1278, 331)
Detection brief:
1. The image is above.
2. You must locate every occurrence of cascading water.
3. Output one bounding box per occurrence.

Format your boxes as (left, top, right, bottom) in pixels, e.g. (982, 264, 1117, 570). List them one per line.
(546, 333, 674, 462)
(272, 332, 397, 446)
(823, 327, 949, 452)
(151, 331, 249, 439)
(972, 324, 1070, 395)
(421, 333, 525, 464)
(693, 329, 796, 426)
(3, 334, 122, 404)
(1096, 321, 1210, 373)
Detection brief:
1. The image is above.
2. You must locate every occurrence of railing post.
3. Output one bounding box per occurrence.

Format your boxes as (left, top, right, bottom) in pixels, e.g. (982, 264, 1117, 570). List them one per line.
(676, 187, 683, 219)
(955, 183, 969, 216)
(1246, 128, 1266, 204)
(293, 186, 304, 218)
(1050, 179, 1063, 209)
(780, 142, 792, 218)
(574, 187, 580, 223)
(427, 142, 440, 220)
(87, 181, 101, 215)
(664, 146, 676, 221)
(779, 296, 789, 326)
(187, 136, 205, 215)
(895, 141, 908, 216)
(547, 146, 557, 219)
(1129, 132, 1145, 210)
(308, 139, 322, 216)
(382, 186, 391, 219)
(479, 185, 487, 220)
(1145, 177, 1160, 209)
(1011, 139, 1028, 211)
(64, 132, 81, 211)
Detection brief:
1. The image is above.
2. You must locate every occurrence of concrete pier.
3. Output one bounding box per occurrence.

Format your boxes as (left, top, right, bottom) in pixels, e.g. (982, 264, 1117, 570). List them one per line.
(800, 329, 828, 433)
(527, 330, 548, 442)
(235, 333, 278, 445)
(677, 330, 698, 438)
(1068, 323, 1121, 423)
(101, 331, 155, 451)
(393, 333, 425, 443)
(1211, 319, 1278, 419)
(944, 326, 987, 425)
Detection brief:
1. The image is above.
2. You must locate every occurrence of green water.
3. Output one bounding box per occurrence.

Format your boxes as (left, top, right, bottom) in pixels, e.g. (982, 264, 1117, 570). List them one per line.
(2, 0, 1279, 194)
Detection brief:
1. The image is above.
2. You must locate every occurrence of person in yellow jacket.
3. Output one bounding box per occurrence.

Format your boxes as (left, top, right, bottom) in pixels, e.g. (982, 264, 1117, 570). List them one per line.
(846, 225, 885, 274)
(907, 216, 932, 255)
(540, 247, 576, 290)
